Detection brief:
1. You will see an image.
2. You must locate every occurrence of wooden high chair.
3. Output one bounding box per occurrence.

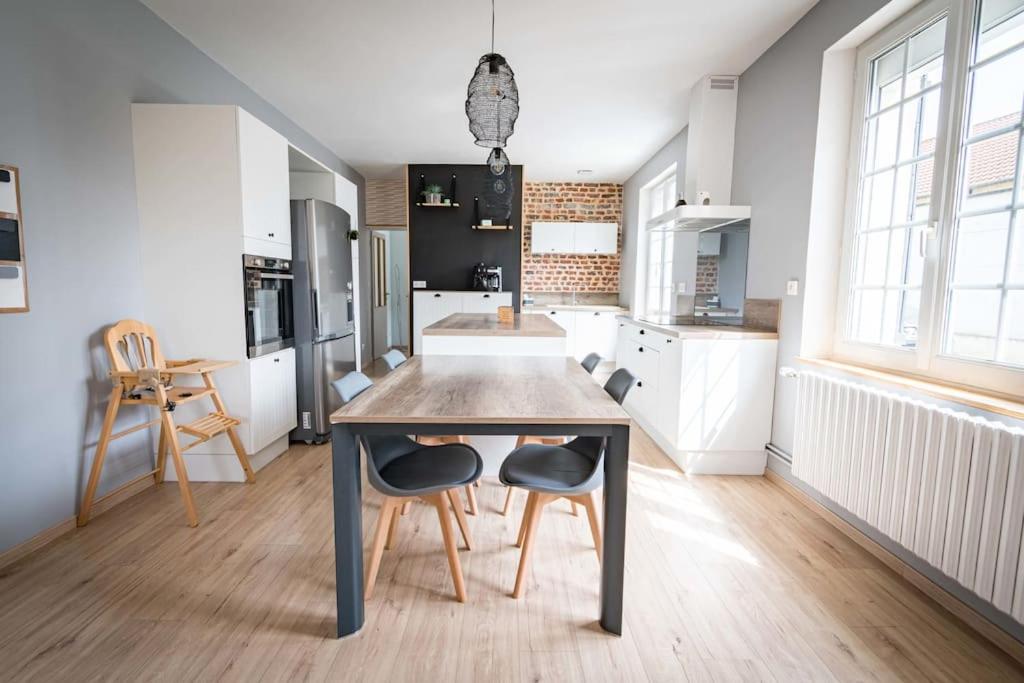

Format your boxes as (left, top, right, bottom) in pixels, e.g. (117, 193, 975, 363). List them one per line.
(77, 319, 255, 528)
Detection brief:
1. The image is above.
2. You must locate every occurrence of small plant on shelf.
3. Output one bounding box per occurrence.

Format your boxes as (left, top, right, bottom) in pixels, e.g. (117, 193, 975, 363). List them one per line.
(421, 184, 444, 205)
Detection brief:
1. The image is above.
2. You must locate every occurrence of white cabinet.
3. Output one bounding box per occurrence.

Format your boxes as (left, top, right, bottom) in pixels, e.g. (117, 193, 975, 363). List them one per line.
(573, 222, 618, 254)
(413, 291, 463, 352)
(531, 222, 617, 255)
(238, 108, 291, 258)
(462, 291, 511, 313)
(540, 309, 576, 352)
(248, 348, 297, 453)
(573, 311, 618, 361)
(614, 319, 777, 475)
(531, 222, 575, 254)
(698, 233, 721, 256)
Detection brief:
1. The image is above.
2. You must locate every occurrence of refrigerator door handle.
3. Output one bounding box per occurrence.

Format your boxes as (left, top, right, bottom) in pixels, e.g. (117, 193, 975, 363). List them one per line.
(312, 289, 320, 335)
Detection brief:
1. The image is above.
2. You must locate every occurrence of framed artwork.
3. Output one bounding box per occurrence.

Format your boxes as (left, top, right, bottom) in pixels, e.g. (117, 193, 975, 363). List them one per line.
(0, 164, 29, 313)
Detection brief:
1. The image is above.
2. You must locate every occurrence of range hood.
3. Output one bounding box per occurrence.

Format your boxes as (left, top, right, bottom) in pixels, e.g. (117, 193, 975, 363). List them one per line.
(647, 75, 751, 232)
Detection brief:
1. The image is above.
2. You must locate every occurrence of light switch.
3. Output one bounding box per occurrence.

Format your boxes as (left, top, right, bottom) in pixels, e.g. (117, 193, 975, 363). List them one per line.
(786, 279, 800, 296)
(676, 282, 687, 294)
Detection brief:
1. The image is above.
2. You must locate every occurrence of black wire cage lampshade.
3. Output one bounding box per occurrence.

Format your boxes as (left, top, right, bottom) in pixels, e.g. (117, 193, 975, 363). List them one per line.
(465, 53, 519, 148)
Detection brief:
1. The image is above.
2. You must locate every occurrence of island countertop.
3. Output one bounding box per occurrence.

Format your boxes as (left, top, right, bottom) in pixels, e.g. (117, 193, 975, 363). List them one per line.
(423, 313, 567, 337)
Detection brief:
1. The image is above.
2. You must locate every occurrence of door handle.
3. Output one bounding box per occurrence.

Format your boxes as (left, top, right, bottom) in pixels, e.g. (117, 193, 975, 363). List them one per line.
(312, 290, 320, 332)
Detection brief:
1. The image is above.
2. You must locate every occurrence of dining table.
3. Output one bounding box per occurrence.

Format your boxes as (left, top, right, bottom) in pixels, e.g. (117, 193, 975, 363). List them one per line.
(328, 354, 631, 638)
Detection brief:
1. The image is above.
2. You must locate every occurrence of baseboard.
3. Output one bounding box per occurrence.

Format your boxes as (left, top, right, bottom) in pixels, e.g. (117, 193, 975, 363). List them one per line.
(765, 469, 1024, 667)
(630, 412, 766, 475)
(0, 471, 157, 571)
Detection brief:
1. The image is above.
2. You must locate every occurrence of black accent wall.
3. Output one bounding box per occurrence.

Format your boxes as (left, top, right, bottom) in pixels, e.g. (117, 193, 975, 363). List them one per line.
(407, 164, 523, 305)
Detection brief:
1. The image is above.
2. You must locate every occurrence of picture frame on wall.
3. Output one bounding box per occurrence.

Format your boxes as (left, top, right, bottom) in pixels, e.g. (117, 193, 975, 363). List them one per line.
(0, 164, 29, 313)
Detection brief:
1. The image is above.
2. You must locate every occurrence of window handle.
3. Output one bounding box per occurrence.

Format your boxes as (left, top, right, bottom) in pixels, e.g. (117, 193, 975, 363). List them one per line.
(919, 222, 937, 258)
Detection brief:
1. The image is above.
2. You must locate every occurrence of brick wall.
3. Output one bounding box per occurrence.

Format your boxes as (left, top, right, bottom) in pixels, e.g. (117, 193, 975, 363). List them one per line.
(522, 182, 623, 293)
(696, 254, 719, 294)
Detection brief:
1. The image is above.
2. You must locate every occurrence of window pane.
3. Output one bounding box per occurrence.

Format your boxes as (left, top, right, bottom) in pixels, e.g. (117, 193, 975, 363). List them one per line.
(977, 0, 1024, 62)
(960, 131, 1019, 212)
(999, 290, 1024, 364)
(906, 18, 947, 97)
(1010, 211, 1024, 284)
(947, 289, 1002, 360)
(898, 90, 941, 161)
(887, 228, 910, 285)
(952, 212, 1011, 285)
(893, 160, 934, 223)
(857, 231, 890, 286)
(870, 45, 906, 113)
(854, 290, 884, 343)
(967, 48, 1024, 131)
(863, 171, 896, 229)
(865, 109, 901, 171)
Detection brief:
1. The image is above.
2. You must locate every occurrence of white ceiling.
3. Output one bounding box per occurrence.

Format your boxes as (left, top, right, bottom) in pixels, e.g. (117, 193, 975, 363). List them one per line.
(142, 0, 818, 182)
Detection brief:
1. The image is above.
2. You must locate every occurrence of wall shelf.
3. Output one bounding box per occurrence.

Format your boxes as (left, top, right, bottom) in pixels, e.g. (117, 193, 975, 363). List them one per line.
(472, 224, 514, 231)
(416, 202, 460, 208)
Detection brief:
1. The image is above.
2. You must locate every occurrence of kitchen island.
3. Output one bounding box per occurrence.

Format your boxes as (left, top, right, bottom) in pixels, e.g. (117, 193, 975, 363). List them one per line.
(421, 312, 567, 356)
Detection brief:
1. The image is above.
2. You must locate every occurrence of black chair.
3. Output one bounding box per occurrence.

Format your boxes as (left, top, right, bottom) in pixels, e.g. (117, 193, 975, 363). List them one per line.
(333, 372, 484, 602)
(498, 367, 636, 598)
(501, 352, 604, 517)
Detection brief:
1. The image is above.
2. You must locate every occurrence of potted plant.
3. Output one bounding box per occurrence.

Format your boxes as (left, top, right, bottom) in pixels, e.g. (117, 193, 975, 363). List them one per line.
(422, 184, 444, 205)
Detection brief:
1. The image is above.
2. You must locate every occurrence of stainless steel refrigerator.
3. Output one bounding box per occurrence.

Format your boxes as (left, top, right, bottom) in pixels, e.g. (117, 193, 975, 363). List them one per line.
(291, 199, 356, 443)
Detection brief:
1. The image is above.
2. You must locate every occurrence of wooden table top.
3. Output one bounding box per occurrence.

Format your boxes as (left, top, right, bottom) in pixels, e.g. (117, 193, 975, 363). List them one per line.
(330, 355, 630, 425)
(422, 313, 566, 338)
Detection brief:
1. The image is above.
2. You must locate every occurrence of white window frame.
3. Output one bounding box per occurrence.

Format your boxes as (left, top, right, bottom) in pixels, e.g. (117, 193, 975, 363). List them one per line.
(636, 165, 677, 317)
(834, 0, 1024, 395)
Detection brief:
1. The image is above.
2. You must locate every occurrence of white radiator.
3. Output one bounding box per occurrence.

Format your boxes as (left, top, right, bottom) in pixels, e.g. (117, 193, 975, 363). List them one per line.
(791, 372, 1024, 622)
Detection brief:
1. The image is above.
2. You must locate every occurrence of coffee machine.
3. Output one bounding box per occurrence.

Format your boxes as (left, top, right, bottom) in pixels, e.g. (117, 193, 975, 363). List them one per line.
(472, 262, 502, 292)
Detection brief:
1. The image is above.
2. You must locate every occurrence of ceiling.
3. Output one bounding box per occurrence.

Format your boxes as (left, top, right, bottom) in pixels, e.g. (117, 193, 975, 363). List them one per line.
(142, 0, 819, 182)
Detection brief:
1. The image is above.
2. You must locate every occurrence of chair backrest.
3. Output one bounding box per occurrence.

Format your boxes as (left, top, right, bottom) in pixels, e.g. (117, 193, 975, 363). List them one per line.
(381, 349, 408, 371)
(333, 371, 374, 403)
(603, 368, 637, 405)
(104, 319, 166, 374)
(580, 352, 602, 375)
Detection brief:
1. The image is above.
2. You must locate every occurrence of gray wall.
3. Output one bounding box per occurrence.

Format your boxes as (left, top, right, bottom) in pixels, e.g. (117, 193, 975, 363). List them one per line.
(0, 0, 365, 553)
(730, 0, 890, 453)
(619, 127, 687, 308)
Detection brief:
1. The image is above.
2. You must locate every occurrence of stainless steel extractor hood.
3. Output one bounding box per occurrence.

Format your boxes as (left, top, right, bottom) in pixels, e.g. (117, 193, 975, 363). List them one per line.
(647, 75, 751, 232)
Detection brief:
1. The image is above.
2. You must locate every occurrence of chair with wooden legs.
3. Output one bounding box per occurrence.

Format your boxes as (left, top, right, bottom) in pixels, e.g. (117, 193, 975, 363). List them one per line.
(500, 352, 604, 518)
(333, 372, 484, 603)
(499, 367, 637, 598)
(382, 349, 480, 516)
(78, 319, 254, 528)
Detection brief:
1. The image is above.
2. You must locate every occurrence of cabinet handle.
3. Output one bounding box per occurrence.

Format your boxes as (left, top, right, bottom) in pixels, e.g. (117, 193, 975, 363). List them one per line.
(434, 293, 442, 298)
(550, 311, 556, 315)
(637, 381, 643, 387)
(483, 294, 490, 298)
(268, 232, 275, 238)
(666, 339, 672, 343)
(594, 312, 599, 316)
(638, 347, 644, 353)
(639, 329, 645, 335)
(274, 358, 280, 363)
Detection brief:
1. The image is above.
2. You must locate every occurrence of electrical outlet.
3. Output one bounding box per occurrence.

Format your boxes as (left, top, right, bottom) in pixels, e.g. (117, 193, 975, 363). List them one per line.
(302, 412, 311, 430)
(413, 280, 427, 289)
(786, 279, 800, 296)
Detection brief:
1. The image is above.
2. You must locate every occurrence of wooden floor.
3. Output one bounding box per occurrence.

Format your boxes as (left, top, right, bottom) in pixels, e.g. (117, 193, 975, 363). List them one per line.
(1, 429, 1022, 681)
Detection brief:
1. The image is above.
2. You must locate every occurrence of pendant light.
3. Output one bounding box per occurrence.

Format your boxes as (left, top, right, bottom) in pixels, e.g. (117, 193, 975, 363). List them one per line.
(487, 147, 509, 176)
(465, 0, 519, 149)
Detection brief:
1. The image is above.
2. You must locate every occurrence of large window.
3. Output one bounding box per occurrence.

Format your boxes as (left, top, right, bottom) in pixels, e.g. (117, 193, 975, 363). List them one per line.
(838, 0, 1024, 393)
(643, 170, 677, 316)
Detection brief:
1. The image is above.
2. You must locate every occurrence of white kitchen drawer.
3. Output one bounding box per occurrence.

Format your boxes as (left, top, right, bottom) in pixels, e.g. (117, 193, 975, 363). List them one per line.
(462, 291, 512, 313)
(573, 310, 618, 361)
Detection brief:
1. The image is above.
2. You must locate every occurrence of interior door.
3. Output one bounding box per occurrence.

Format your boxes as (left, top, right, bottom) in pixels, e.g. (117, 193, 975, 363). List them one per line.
(371, 232, 389, 358)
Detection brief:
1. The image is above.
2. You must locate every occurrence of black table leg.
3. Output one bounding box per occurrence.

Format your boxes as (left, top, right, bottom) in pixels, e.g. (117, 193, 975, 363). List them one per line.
(331, 423, 364, 638)
(600, 423, 630, 635)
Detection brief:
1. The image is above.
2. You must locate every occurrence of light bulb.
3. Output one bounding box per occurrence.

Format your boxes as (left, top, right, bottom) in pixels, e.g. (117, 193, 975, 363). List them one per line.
(488, 147, 508, 176)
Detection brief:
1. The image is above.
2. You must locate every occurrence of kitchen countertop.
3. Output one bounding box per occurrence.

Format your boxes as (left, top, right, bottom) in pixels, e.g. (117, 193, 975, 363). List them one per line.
(423, 313, 566, 337)
(616, 314, 779, 340)
(523, 303, 629, 313)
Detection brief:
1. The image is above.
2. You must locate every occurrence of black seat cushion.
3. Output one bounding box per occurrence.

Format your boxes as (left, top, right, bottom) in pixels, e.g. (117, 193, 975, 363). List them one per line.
(500, 443, 597, 490)
(378, 444, 481, 492)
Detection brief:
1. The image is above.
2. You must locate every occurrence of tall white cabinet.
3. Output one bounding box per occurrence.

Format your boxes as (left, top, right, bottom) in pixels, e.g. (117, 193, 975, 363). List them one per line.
(132, 103, 297, 481)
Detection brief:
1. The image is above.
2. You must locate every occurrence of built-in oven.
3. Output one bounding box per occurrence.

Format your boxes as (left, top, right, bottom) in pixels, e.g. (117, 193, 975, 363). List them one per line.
(244, 254, 295, 358)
